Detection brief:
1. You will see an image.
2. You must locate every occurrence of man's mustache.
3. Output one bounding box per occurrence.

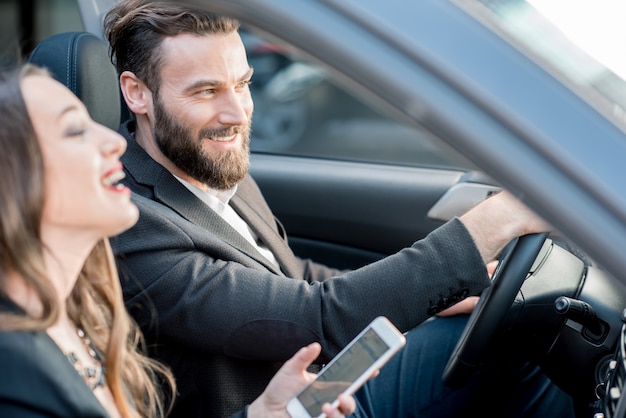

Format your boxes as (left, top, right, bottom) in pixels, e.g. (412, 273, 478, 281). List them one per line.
(199, 125, 247, 139)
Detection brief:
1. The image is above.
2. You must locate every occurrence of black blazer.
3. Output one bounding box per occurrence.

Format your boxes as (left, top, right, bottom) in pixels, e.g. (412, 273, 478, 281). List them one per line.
(0, 298, 257, 418)
(0, 300, 108, 418)
(112, 120, 491, 417)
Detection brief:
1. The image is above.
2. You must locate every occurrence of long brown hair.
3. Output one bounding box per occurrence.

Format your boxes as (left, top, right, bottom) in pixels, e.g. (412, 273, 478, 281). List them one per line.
(0, 64, 175, 418)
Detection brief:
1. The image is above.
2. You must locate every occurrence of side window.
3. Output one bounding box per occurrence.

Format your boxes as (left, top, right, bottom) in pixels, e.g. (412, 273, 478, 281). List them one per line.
(243, 29, 475, 170)
(0, 2, 474, 172)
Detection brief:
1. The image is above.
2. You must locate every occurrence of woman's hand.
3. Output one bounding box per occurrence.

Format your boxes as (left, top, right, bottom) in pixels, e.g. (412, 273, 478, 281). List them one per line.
(247, 342, 357, 418)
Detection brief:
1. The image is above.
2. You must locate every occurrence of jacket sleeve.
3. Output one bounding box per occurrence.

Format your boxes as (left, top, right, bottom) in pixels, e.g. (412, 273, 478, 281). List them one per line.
(112, 194, 490, 362)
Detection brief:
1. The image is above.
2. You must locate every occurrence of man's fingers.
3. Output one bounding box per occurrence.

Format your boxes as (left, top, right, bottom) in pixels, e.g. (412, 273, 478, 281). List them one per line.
(436, 296, 479, 317)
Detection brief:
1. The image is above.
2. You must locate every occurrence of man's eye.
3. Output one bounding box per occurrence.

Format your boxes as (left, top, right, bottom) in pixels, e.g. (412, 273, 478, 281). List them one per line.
(200, 89, 216, 95)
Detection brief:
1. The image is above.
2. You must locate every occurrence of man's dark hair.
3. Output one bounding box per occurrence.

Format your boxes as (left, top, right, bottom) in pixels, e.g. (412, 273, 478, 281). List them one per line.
(103, 0, 240, 94)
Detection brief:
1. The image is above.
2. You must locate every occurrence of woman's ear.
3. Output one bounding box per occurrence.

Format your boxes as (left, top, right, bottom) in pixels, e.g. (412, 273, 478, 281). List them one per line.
(119, 71, 151, 115)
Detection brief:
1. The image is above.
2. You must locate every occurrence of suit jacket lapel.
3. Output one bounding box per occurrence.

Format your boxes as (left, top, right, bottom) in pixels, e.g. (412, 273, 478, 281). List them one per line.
(154, 182, 286, 276)
(230, 194, 301, 278)
(121, 124, 284, 275)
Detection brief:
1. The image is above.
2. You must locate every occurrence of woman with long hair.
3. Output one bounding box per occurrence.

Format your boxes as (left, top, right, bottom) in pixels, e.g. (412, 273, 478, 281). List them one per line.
(0, 63, 354, 418)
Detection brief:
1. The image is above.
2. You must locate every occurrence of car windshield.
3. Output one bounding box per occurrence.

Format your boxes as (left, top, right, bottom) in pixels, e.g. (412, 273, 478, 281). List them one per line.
(456, 0, 626, 133)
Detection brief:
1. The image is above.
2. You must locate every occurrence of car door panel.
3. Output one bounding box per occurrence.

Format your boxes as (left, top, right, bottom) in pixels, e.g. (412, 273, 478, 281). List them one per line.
(250, 154, 495, 270)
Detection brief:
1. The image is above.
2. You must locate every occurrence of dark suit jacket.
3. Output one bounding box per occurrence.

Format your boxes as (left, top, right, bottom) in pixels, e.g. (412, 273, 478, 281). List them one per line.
(0, 300, 108, 418)
(111, 120, 491, 418)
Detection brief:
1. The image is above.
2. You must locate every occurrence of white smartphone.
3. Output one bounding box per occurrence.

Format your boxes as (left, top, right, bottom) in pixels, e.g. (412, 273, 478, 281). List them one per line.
(286, 316, 406, 418)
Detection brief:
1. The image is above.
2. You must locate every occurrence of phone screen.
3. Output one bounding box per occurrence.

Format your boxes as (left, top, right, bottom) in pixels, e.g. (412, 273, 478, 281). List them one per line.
(296, 327, 390, 416)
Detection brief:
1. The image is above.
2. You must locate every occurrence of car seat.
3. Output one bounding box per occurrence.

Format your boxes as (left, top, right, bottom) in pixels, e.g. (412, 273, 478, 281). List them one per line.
(27, 31, 126, 131)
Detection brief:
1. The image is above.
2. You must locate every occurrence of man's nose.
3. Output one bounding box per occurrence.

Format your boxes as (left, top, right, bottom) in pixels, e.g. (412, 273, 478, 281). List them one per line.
(217, 89, 251, 126)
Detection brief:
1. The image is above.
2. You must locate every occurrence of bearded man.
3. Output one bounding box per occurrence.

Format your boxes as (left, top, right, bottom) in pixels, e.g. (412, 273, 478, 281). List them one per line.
(105, 1, 575, 418)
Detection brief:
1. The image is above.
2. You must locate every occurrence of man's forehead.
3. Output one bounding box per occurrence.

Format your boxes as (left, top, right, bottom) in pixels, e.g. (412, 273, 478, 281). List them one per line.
(158, 33, 250, 90)
(160, 32, 246, 61)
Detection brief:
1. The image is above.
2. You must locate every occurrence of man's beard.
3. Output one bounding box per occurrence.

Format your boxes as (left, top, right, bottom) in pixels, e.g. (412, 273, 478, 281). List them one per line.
(153, 95, 251, 190)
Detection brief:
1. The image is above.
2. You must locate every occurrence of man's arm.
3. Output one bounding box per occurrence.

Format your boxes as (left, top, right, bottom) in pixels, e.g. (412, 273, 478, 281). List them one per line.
(112, 194, 491, 362)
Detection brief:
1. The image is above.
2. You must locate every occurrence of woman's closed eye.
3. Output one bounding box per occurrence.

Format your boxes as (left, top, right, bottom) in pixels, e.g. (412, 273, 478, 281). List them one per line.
(64, 126, 86, 138)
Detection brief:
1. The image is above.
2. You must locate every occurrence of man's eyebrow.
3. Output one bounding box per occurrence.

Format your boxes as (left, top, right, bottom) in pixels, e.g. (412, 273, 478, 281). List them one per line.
(184, 67, 255, 93)
(242, 67, 254, 81)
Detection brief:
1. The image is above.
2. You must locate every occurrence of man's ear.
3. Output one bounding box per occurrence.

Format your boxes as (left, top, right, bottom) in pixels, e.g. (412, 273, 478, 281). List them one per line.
(119, 71, 151, 115)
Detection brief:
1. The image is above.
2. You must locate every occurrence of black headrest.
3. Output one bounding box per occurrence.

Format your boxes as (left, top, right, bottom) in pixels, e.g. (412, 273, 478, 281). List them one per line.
(28, 32, 122, 131)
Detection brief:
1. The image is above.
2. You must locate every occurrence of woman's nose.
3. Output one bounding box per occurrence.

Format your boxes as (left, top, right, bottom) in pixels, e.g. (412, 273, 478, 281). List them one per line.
(98, 122, 127, 156)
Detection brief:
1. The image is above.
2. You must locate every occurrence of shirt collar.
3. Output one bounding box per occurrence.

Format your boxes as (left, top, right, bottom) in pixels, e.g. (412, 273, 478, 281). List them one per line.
(173, 174, 238, 205)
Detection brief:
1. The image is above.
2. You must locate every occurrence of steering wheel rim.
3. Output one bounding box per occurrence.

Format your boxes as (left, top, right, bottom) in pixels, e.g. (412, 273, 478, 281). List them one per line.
(442, 232, 549, 388)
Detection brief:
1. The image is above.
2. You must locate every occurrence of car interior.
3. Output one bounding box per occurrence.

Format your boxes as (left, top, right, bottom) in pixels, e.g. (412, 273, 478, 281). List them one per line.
(18, 2, 626, 417)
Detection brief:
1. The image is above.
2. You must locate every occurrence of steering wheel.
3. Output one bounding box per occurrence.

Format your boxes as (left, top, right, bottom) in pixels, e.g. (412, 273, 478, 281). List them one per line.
(442, 232, 549, 388)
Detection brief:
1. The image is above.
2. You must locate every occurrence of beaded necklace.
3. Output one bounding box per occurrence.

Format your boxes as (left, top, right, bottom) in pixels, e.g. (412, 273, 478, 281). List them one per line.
(64, 328, 106, 390)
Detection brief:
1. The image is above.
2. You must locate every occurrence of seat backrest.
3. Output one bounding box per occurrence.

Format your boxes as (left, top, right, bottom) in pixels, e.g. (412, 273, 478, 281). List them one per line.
(27, 31, 123, 131)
